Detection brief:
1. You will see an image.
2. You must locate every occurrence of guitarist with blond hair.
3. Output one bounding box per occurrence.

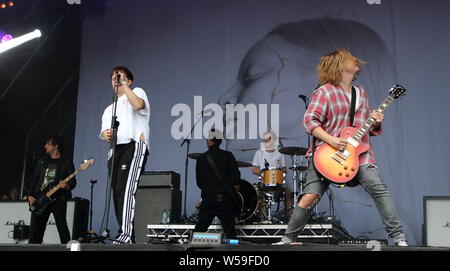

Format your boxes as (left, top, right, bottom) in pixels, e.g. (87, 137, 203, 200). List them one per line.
(26, 136, 76, 244)
(274, 49, 408, 246)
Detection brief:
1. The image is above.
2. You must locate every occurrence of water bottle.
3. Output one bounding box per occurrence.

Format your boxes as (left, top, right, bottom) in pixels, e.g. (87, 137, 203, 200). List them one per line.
(166, 209, 171, 223)
(161, 209, 168, 224)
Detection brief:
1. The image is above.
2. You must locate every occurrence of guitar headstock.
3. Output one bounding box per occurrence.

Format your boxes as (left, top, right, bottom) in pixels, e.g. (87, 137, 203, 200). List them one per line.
(389, 84, 406, 99)
(80, 158, 95, 170)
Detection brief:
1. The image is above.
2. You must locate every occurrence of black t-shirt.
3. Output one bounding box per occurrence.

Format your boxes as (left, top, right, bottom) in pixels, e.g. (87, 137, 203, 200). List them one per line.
(26, 157, 76, 199)
(195, 146, 241, 200)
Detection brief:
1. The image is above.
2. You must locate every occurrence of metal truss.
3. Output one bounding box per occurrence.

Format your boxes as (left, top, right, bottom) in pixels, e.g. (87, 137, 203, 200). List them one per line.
(147, 223, 347, 244)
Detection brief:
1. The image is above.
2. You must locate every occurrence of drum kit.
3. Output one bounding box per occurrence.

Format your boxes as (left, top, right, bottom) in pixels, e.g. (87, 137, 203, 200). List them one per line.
(188, 145, 309, 224)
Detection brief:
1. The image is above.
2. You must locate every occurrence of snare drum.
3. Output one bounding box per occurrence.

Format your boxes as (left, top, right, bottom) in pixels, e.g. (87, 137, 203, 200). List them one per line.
(261, 168, 285, 187)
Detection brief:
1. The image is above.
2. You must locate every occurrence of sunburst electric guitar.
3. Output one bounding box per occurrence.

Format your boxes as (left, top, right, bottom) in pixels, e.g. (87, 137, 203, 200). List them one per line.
(313, 85, 406, 185)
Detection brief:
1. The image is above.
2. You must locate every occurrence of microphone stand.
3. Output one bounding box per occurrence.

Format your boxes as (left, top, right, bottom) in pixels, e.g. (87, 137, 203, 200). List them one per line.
(180, 111, 205, 222)
(79, 179, 103, 243)
(299, 94, 321, 217)
(299, 95, 310, 149)
(290, 94, 311, 207)
(98, 73, 122, 242)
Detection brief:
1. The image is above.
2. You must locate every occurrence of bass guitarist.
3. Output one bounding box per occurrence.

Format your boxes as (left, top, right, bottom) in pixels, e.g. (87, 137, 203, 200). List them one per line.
(274, 49, 408, 246)
(25, 136, 76, 244)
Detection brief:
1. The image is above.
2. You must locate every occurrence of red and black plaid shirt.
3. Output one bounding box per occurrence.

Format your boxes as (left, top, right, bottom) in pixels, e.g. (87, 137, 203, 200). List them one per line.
(303, 84, 382, 165)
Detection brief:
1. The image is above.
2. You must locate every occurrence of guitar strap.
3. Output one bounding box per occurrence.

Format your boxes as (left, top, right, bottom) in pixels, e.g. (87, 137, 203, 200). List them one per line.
(349, 86, 357, 127)
(205, 153, 242, 213)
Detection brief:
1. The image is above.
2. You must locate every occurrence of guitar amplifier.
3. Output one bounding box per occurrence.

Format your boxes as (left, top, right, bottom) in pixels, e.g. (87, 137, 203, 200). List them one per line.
(138, 171, 180, 190)
(134, 171, 182, 243)
(423, 196, 450, 247)
(0, 198, 88, 244)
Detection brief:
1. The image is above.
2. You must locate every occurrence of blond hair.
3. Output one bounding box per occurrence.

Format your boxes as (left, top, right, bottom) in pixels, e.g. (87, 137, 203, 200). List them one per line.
(317, 49, 365, 86)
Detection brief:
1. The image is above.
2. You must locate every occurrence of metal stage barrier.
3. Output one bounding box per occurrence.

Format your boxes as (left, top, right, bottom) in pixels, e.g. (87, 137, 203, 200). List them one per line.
(147, 223, 348, 244)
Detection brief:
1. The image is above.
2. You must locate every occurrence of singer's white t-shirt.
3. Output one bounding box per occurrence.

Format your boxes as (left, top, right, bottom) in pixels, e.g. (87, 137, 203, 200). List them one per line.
(252, 149, 285, 169)
(100, 87, 150, 151)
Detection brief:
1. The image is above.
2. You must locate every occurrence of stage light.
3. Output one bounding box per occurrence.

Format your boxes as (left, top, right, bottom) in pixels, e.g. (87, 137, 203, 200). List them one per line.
(1, 34, 13, 43)
(0, 1, 14, 9)
(0, 29, 42, 55)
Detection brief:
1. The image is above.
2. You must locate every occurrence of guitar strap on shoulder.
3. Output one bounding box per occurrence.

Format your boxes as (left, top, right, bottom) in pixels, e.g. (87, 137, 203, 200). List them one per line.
(349, 86, 357, 127)
(205, 153, 242, 212)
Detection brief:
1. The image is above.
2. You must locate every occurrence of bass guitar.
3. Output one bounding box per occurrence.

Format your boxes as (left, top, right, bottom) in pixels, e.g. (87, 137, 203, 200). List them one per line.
(313, 85, 406, 185)
(29, 158, 94, 216)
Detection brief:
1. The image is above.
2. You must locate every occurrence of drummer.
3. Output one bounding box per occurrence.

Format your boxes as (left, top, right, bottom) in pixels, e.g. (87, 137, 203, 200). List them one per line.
(251, 131, 293, 216)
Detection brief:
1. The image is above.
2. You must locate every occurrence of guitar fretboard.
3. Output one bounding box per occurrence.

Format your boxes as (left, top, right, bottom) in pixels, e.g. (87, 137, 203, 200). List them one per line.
(352, 96, 394, 142)
(45, 169, 81, 197)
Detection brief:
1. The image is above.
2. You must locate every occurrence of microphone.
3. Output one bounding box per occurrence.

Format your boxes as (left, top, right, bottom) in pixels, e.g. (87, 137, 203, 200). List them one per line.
(115, 72, 121, 85)
(264, 158, 269, 170)
(299, 95, 308, 102)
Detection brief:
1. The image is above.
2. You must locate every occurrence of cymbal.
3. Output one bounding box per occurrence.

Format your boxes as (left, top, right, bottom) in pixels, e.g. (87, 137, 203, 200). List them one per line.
(278, 136, 303, 140)
(233, 148, 259, 152)
(279, 146, 308, 156)
(288, 166, 307, 171)
(236, 161, 252, 168)
(189, 153, 252, 168)
(188, 153, 202, 160)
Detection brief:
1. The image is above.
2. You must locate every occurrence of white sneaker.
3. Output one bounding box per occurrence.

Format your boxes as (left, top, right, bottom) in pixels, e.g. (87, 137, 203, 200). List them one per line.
(395, 240, 408, 247)
(272, 240, 290, 245)
(272, 237, 294, 245)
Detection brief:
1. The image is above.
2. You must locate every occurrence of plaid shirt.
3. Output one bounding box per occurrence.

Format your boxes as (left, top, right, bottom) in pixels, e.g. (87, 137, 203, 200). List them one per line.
(303, 84, 382, 165)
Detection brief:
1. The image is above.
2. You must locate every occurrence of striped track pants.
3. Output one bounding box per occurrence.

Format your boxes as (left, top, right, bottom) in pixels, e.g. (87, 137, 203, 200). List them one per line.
(110, 141, 147, 244)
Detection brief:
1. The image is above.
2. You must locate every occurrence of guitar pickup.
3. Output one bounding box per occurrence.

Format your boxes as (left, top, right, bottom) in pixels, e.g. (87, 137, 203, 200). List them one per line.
(347, 137, 359, 148)
(335, 150, 350, 160)
(331, 155, 344, 165)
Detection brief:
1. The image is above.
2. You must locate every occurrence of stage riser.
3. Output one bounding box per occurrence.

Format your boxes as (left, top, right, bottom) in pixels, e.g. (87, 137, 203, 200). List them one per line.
(146, 224, 347, 245)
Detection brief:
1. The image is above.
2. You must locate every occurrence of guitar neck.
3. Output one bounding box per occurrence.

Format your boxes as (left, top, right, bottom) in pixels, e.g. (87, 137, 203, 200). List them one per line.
(352, 95, 394, 142)
(46, 168, 80, 197)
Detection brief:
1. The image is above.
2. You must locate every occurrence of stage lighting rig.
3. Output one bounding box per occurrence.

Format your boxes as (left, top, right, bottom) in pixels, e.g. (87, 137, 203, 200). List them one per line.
(0, 1, 14, 9)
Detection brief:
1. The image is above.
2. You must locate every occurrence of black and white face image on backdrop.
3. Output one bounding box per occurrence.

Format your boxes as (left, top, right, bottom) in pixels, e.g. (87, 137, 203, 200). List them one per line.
(219, 18, 396, 163)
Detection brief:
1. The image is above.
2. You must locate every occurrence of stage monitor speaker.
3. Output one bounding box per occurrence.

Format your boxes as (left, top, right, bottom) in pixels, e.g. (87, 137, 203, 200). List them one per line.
(134, 171, 182, 243)
(0, 197, 89, 244)
(423, 196, 450, 247)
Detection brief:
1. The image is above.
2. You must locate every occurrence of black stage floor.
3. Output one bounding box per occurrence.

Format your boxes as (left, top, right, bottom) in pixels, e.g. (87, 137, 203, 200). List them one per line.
(3, 243, 448, 269)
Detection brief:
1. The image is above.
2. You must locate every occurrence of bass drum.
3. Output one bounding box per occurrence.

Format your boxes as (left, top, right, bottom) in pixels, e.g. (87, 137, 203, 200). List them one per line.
(237, 180, 265, 223)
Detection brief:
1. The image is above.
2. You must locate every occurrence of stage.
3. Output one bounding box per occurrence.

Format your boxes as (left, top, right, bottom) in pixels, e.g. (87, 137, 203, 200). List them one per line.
(2, 223, 448, 252)
(4, 243, 446, 270)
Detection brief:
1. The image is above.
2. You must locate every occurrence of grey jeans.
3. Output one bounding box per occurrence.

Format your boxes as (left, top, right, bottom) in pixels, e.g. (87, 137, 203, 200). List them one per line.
(284, 162, 406, 242)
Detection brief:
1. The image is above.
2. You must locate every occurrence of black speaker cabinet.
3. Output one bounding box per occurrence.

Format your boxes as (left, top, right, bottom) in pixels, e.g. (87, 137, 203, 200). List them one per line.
(423, 196, 450, 247)
(134, 171, 182, 243)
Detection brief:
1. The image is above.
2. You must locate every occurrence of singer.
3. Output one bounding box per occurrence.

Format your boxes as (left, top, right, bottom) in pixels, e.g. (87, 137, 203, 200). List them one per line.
(251, 131, 293, 218)
(100, 66, 150, 244)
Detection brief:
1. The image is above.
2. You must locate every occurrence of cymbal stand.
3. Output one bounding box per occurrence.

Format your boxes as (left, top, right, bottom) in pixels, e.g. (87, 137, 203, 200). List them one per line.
(290, 152, 305, 207)
(263, 191, 281, 224)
